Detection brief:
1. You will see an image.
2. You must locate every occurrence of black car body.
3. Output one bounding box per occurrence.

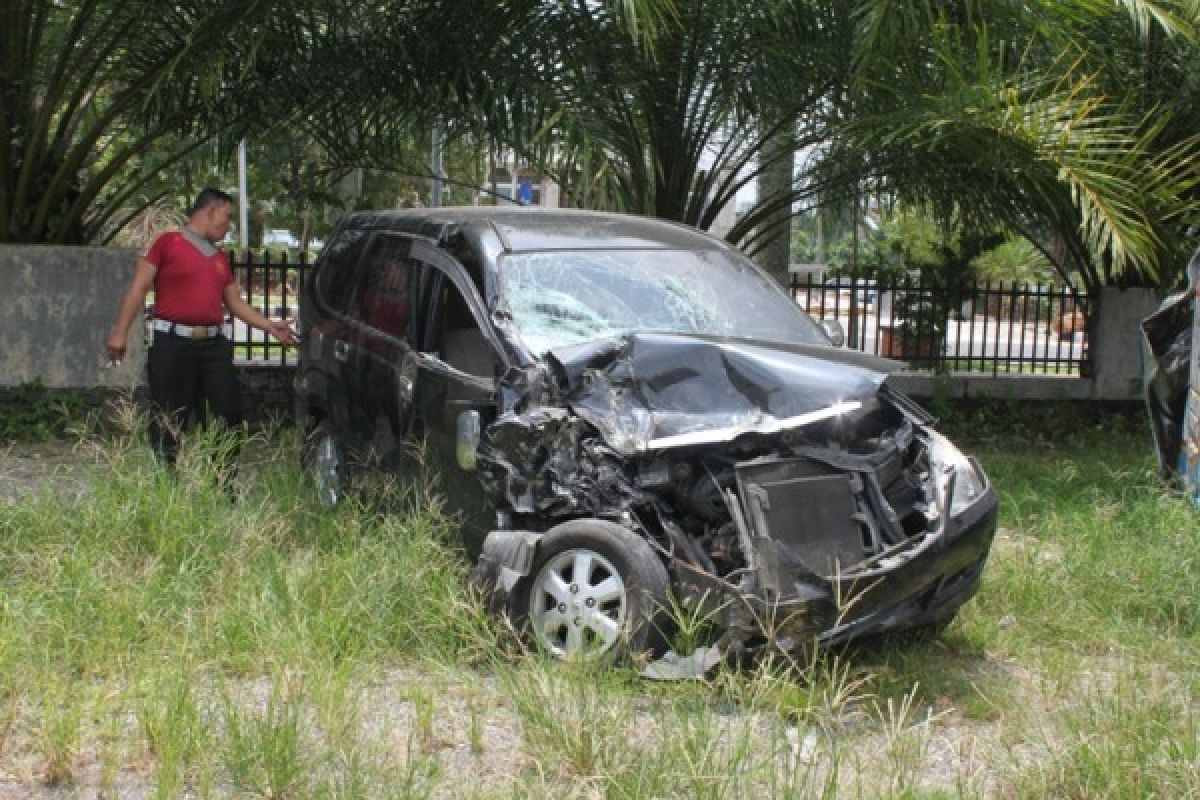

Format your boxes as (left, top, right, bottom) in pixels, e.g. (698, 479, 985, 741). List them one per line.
(295, 208, 998, 662)
(1141, 247, 1200, 487)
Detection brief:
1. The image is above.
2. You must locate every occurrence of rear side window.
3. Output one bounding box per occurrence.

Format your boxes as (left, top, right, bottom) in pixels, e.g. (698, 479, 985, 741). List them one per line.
(316, 229, 367, 313)
(353, 234, 420, 341)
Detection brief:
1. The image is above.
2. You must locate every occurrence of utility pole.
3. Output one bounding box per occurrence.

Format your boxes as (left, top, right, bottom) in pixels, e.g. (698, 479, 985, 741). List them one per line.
(848, 190, 861, 349)
(237, 139, 249, 250)
(430, 121, 444, 207)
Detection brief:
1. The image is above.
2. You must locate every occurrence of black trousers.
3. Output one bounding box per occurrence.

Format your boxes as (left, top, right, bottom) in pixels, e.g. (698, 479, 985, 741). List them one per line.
(146, 330, 242, 463)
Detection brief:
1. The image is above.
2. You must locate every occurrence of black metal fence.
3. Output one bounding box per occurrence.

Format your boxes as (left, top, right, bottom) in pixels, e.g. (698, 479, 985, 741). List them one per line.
(229, 251, 312, 365)
(790, 275, 1090, 375)
(218, 254, 1090, 374)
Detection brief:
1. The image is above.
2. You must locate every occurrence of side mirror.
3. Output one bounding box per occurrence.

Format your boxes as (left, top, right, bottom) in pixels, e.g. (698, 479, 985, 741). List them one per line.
(820, 318, 845, 347)
(457, 410, 481, 470)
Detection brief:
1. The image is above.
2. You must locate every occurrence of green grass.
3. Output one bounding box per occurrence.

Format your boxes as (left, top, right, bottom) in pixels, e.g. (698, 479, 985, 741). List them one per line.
(965, 424, 1199, 657)
(1013, 671, 1199, 798)
(0, 409, 1195, 797)
(0, 381, 105, 442)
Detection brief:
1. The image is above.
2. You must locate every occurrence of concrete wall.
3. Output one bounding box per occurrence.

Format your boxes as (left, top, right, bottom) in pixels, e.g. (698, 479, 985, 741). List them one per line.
(889, 372, 1095, 400)
(240, 367, 295, 424)
(0, 246, 298, 419)
(0, 245, 144, 389)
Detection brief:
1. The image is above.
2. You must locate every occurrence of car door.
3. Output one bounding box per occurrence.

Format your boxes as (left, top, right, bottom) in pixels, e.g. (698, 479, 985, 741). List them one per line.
(405, 240, 506, 554)
(301, 227, 368, 448)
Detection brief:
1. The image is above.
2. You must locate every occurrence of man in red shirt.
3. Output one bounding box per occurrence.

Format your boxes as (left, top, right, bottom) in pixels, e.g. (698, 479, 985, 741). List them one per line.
(107, 188, 297, 463)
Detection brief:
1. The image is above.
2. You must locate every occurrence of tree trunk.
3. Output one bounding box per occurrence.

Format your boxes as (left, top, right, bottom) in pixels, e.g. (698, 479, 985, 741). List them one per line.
(754, 127, 795, 289)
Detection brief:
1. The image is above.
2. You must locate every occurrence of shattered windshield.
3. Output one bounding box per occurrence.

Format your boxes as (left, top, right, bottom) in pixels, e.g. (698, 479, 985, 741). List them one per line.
(499, 248, 826, 354)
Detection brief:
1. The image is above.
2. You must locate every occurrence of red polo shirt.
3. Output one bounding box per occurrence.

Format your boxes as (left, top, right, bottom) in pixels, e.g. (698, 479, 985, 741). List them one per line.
(145, 230, 234, 325)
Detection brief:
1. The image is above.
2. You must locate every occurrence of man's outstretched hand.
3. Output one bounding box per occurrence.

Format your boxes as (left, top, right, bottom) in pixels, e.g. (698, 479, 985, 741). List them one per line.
(268, 320, 299, 346)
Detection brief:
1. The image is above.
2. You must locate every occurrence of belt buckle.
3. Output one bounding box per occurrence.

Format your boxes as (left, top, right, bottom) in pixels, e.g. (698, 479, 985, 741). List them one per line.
(190, 326, 207, 339)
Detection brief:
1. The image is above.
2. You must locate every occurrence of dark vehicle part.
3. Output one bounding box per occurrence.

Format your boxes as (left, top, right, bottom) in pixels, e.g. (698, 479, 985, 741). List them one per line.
(1142, 290, 1194, 475)
(306, 419, 346, 509)
(1141, 247, 1200, 489)
(511, 519, 671, 660)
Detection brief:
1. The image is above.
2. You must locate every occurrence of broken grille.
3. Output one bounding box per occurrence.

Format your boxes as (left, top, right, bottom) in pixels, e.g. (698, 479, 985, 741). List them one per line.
(734, 445, 932, 579)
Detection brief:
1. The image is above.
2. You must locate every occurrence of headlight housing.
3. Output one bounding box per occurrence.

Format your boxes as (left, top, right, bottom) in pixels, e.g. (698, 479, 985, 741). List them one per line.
(926, 431, 985, 515)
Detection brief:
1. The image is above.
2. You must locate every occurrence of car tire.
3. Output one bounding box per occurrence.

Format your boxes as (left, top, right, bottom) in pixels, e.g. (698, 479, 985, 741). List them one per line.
(305, 419, 346, 509)
(513, 519, 672, 662)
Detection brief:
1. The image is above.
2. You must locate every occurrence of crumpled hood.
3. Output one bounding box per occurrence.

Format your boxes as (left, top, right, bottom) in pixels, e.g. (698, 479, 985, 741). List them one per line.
(545, 332, 901, 455)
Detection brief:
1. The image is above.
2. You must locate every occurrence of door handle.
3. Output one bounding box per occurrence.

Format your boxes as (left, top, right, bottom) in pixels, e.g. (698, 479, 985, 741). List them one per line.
(334, 340, 350, 362)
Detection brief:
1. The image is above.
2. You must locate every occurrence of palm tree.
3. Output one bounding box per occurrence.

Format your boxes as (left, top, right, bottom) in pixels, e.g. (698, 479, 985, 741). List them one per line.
(0, 0, 286, 244)
(451, 1, 855, 246)
(834, 0, 1200, 292)
(436, 0, 1197, 292)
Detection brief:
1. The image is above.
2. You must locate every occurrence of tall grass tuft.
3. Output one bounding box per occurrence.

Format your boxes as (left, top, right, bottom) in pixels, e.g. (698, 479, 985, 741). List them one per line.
(33, 675, 83, 787)
(503, 660, 634, 778)
(219, 671, 309, 798)
(137, 666, 211, 800)
(0, 420, 494, 682)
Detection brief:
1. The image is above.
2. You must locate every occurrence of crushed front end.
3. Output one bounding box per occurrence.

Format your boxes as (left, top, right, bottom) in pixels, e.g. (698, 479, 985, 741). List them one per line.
(473, 332, 998, 658)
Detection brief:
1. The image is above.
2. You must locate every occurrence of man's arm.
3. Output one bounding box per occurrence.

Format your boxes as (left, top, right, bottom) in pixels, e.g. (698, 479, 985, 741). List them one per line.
(223, 283, 298, 345)
(106, 258, 158, 362)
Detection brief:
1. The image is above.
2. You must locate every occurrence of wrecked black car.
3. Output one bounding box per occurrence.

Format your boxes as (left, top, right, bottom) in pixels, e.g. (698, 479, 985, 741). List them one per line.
(295, 208, 998, 663)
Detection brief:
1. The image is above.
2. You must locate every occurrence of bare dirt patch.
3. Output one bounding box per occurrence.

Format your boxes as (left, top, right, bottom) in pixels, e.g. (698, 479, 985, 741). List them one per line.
(0, 440, 100, 501)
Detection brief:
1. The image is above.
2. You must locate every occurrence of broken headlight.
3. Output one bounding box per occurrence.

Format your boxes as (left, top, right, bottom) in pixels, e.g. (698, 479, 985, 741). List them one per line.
(926, 431, 985, 516)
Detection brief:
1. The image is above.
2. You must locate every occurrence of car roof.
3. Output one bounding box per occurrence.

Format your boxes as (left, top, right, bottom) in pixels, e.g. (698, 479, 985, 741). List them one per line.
(339, 207, 725, 253)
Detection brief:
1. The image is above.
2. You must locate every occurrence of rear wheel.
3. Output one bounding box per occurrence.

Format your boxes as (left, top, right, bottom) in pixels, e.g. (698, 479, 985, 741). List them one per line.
(514, 520, 671, 661)
(306, 419, 345, 509)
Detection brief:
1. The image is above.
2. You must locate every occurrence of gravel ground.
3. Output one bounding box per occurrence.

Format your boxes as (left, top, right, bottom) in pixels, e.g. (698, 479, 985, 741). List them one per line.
(0, 664, 1042, 799)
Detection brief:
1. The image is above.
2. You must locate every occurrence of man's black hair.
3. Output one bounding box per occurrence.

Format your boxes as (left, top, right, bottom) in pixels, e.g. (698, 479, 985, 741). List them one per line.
(189, 187, 233, 215)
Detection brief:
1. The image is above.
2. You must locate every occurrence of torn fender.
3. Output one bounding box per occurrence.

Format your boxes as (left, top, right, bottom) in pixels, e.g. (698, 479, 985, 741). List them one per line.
(475, 404, 646, 518)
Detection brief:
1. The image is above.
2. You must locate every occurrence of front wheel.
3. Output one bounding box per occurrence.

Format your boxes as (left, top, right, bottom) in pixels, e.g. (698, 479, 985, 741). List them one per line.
(514, 520, 671, 662)
(305, 419, 345, 509)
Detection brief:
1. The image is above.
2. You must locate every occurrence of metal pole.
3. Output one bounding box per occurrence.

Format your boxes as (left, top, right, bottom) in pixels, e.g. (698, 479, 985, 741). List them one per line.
(430, 120, 444, 207)
(847, 192, 861, 349)
(509, 150, 518, 203)
(237, 139, 249, 249)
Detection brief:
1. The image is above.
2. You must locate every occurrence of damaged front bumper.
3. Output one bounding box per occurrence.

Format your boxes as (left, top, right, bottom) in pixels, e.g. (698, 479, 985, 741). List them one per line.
(473, 453, 998, 657)
(666, 449, 997, 654)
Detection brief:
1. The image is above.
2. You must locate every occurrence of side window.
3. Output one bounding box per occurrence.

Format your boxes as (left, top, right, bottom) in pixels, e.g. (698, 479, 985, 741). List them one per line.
(316, 229, 366, 314)
(354, 234, 418, 341)
(430, 273, 495, 381)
